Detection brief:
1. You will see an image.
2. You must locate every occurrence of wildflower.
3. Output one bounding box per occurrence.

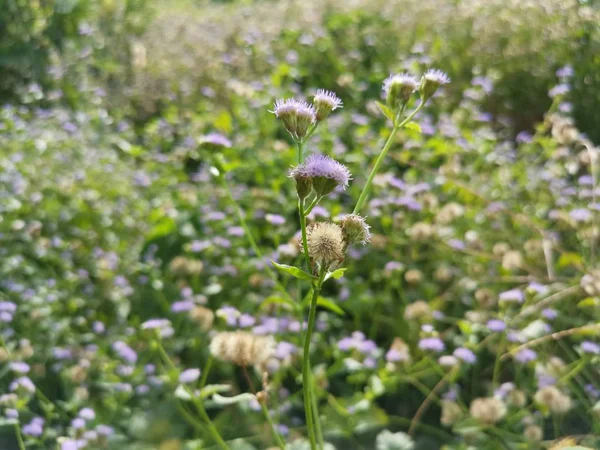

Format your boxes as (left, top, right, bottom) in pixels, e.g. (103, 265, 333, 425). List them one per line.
(507, 389, 527, 407)
(441, 400, 463, 426)
(340, 214, 371, 246)
(272, 98, 316, 140)
(141, 319, 174, 338)
(189, 306, 214, 331)
(375, 430, 414, 450)
(179, 368, 201, 384)
(383, 73, 419, 110)
(534, 386, 572, 413)
(306, 222, 346, 269)
(198, 133, 232, 149)
(439, 355, 458, 367)
(10, 376, 35, 394)
(524, 425, 543, 441)
(313, 89, 343, 121)
(420, 69, 451, 100)
(469, 397, 507, 424)
(453, 347, 476, 364)
(487, 319, 506, 332)
(404, 269, 423, 284)
(418, 337, 445, 352)
(386, 338, 411, 363)
(289, 154, 351, 197)
(209, 331, 275, 368)
(502, 250, 523, 270)
(514, 348, 537, 363)
(404, 300, 431, 320)
(499, 288, 524, 303)
(581, 341, 600, 355)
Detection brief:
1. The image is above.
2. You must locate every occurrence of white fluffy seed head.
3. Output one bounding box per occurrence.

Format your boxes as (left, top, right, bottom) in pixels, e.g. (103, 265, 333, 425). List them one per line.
(306, 222, 346, 269)
(469, 397, 507, 424)
(209, 331, 275, 368)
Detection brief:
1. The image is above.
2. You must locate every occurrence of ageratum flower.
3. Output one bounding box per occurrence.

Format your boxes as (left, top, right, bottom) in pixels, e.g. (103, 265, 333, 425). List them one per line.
(198, 133, 232, 149)
(383, 73, 419, 110)
(420, 69, 451, 100)
(289, 154, 351, 197)
(313, 89, 343, 121)
(306, 222, 346, 269)
(272, 98, 316, 140)
(340, 214, 371, 246)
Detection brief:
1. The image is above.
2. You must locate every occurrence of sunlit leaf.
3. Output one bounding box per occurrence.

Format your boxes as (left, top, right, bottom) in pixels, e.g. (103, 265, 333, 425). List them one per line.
(270, 260, 316, 282)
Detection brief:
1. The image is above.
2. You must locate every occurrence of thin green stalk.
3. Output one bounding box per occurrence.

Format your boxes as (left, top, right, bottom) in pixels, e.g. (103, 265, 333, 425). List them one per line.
(299, 198, 312, 270)
(353, 102, 424, 214)
(310, 372, 325, 450)
(261, 403, 286, 450)
(297, 140, 305, 164)
(14, 424, 25, 450)
(304, 195, 321, 216)
(302, 268, 327, 450)
(492, 335, 504, 388)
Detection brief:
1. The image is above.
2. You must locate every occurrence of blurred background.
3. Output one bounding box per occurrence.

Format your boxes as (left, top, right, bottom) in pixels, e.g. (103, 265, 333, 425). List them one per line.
(1, 0, 600, 449)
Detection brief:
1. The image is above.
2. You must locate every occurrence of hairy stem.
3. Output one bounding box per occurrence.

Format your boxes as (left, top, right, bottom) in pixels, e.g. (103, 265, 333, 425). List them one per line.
(299, 198, 312, 271)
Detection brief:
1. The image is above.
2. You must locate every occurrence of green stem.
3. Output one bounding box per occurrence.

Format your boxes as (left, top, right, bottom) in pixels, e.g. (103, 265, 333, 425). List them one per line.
(297, 140, 305, 164)
(302, 268, 327, 450)
(14, 424, 25, 450)
(299, 198, 312, 271)
(311, 372, 325, 450)
(261, 403, 287, 450)
(353, 102, 424, 215)
(304, 195, 321, 216)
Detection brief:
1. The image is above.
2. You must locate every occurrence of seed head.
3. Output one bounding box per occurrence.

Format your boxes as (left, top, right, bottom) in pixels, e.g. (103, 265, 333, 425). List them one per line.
(306, 222, 346, 269)
(313, 89, 343, 121)
(420, 69, 450, 100)
(289, 154, 351, 197)
(383, 74, 419, 110)
(469, 397, 507, 424)
(534, 386, 572, 414)
(340, 214, 371, 246)
(209, 331, 275, 368)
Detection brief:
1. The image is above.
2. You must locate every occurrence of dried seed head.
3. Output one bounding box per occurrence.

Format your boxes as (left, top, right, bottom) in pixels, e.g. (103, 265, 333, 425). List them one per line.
(209, 331, 275, 368)
(189, 306, 214, 331)
(534, 386, 572, 413)
(306, 222, 346, 269)
(469, 397, 507, 424)
(340, 214, 371, 246)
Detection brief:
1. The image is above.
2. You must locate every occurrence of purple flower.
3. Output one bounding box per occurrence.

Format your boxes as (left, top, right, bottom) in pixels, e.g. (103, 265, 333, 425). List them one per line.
(570, 208, 592, 222)
(385, 349, 404, 362)
(61, 440, 78, 450)
(453, 347, 476, 364)
(289, 154, 351, 190)
(22, 417, 44, 437)
(265, 214, 286, 225)
(9, 362, 30, 374)
(199, 133, 231, 148)
(238, 314, 256, 328)
(542, 308, 558, 320)
(487, 319, 507, 332)
(171, 300, 195, 313)
(514, 348, 537, 363)
(141, 319, 174, 338)
(275, 342, 297, 359)
(10, 376, 35, 394)
(581, 341, 600, 355)
(337, 337, 354, 351)
(79, 408, 95, 421)
(499, 289, 524, 303)
(179, 368, 201, 384)
(418, 337, 445, 352)
(112, 341, 138, 364)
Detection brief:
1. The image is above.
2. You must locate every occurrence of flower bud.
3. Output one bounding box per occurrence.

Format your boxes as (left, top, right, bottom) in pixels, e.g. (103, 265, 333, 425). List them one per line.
(313, 89, 343, 122)
(293, 174, 312, 200)
(420, 69, 450, 101)
(289, 154, 351, 198)
(272, 98, 316, 141)
(383, 74, 419, 111)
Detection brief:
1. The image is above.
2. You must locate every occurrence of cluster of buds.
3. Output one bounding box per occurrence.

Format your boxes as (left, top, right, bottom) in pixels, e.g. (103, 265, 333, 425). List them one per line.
(383, 69, 450, 116)
(289, 153, 351, 199)
(272, 90, 342, 141)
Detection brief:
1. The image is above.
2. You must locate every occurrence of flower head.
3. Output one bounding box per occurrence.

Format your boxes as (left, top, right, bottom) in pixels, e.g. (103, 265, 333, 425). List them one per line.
(313, 89, 343, 121)
(272, 98, 316, 140)
(383, 74, 419, 110)
(340, 214, 371, 246)
(469, 397, 506, 424)
(209, 331, 275, 368)
(420, 69, 450, 100)
(289, 154, 351, 197)
(199, 133, 232, 149)
(306, 222, 346, 269)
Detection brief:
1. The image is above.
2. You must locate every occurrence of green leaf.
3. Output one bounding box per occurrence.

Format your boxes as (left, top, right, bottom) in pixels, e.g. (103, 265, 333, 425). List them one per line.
(212, 393, 256, 406)
(317, 297, 345, 316)
(404, 121, 421, 133)
(375, 101, 395, 123)
(325, 268, 347, 281)
(270, 260, 316, 282)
